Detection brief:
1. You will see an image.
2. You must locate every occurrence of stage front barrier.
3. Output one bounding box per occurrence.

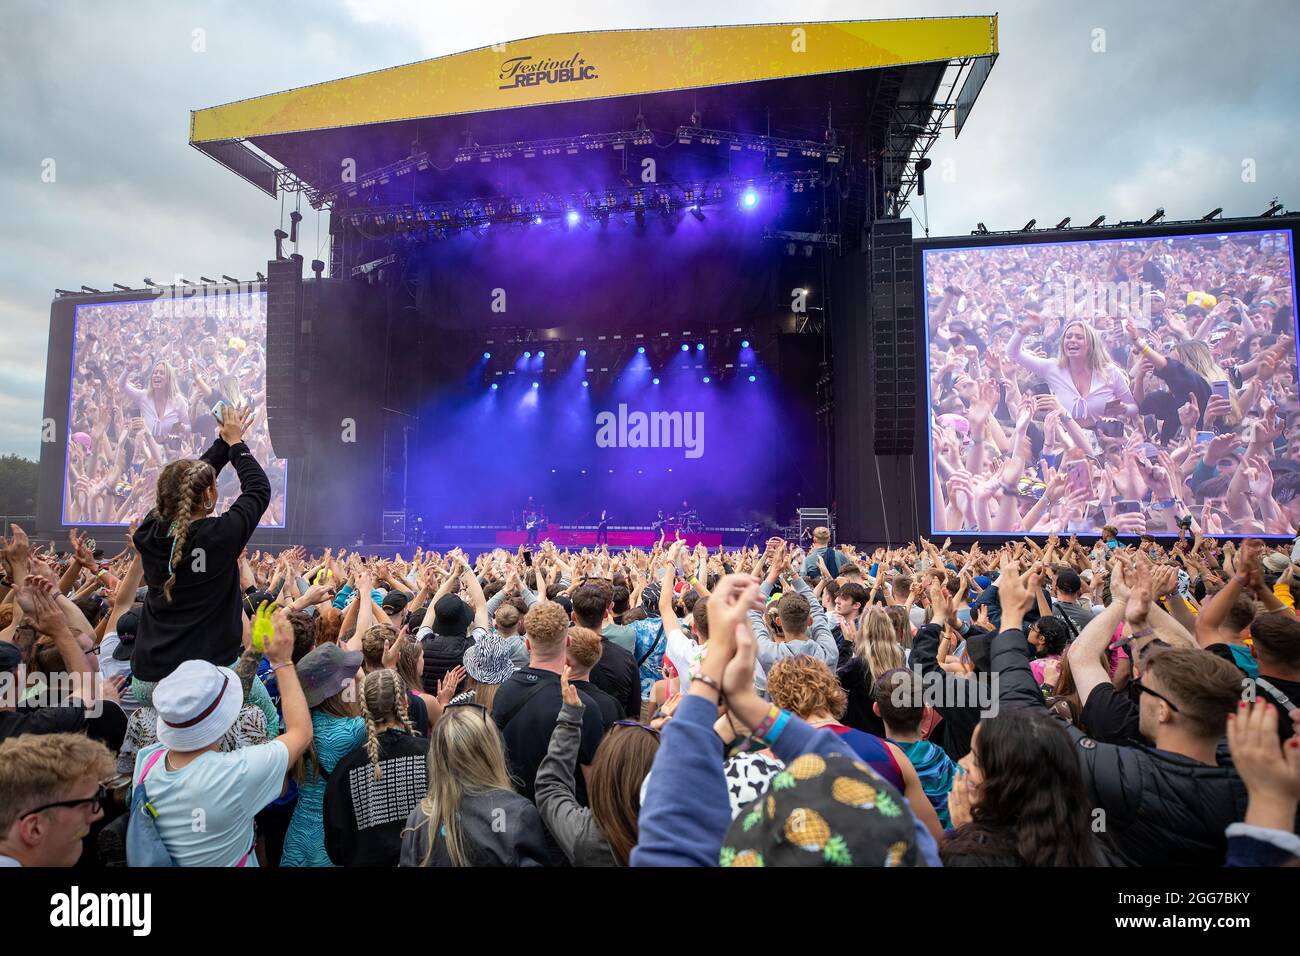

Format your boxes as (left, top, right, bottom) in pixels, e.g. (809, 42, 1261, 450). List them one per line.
(495, 530, 722, 548)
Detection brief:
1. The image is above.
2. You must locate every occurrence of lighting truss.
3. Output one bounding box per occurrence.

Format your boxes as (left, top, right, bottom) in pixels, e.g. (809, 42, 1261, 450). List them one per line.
(674, 127, 844, 165)
(343, 171, 824, 234)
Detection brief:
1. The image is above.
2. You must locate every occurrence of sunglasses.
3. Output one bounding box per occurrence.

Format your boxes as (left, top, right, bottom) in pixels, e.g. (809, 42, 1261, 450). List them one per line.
(1131, 678, 1181, 713)
(613, 718, 660, 738)
(22, 785, 110, 819)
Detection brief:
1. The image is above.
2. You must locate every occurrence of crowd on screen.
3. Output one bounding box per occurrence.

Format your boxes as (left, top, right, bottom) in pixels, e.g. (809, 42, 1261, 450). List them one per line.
(2, 402, 1299, 868)
(63, 294, 287, 527)
(925, 231, 1298, 538)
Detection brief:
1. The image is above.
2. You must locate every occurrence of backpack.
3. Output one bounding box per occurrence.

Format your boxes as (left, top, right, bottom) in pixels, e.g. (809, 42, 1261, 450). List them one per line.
(126, 749, 176, 867)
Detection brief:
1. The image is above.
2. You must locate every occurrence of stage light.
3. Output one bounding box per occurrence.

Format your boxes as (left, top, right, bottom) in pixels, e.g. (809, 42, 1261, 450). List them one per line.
(689, 206, 705, 222)
(537, 350, 545, 358)
(637, 346, 645, 354)
(534, 216, 543, 225)
(1201, 208, 1223, 221)
(748, 375, 756, 382)
(652, 377, 660, 385)
(143, 278, 156, 287)
(1021, 219, 1036, 232)
(566, 210, 580, 226)
(221, 275, 239, 284)
(523, 351, 532, 358)
(200, 276, 216, 284)
(112, 283, 130, 291)
(1145, 208, 1165, 225)
(696, 343, 704, 351)
(532, 381, 539, 389)
(702, 376, 711, 384)
(490, 383, 498, 390)
(1261, 199, 1284, 217)
(681, 343, 690, 352)
(1055, 217, 1071, 230)
(741, 339, 750, 348)
(975, 223, 988, 235)
(741, 189, 759, 208)
(582, 380, 589, 388)
(579, 348, 587, 357)
(256, 272, 266, 282)
(483, 351, 491, 359)
(1089, 215, 1105, 227)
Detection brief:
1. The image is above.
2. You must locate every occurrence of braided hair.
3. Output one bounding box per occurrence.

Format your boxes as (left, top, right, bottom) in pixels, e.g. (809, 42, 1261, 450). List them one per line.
(358, 669, 413, 782)
(153, 458, 217, 602)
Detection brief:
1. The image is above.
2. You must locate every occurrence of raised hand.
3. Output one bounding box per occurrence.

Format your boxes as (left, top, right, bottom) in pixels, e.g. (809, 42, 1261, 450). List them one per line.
(436, 665, 466, 706)
(560, 665, 582, 708)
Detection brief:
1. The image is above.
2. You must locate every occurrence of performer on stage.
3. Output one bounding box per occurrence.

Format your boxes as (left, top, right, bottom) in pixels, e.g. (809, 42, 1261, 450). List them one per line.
(596, 509, 611, 545)
(522, 496, 547, 546)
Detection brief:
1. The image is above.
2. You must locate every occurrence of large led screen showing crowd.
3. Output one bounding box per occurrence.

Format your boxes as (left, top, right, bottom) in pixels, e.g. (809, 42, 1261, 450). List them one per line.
(923, 228, 1298, 537)
(62, 289, 287, 527)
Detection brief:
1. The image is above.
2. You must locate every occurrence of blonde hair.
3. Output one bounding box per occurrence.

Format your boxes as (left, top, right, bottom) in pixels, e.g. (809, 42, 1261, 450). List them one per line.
(152, 458, 217, 602)
(415, 705, 514, 866)
(358, 669, 413, 782)
(566, 626, 603, 671)
(1054, 320, 1113, 374)
(1174, 340, 1228, 383)
(855, 607, 906, 679)
(0, 733, 115, 833)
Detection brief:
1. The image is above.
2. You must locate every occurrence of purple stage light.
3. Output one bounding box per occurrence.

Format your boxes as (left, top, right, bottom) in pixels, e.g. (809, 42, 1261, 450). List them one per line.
(537, 350, 545, 358)
(582, 380, 589, 388)
(490, 383, 498, 390)
(696, 343, 704, 351)
(702, 375, 711, 383)
(579, 348, 587, 356)
(523, 351, 531, 358)
(748, 374, 756, 382)
(741, 189, 758, 208)
(532, 381, 539, 388)
(637, 346, 645, 354)
(534, 216, 543, 224)
(741, 339, 750, 348)
(652, 377, 660, 385)
(680, 343, 689, 352)
(483, 351, 491, 359)
(566, 210, 580, 226)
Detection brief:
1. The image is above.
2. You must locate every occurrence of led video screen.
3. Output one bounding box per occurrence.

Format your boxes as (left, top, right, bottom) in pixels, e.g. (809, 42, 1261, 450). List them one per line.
(62, 289, 287, 527)
(922, 227, 1298, 537)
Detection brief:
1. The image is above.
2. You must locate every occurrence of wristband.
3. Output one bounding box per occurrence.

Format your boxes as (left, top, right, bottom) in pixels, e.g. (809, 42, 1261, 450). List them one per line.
(765, 709, 792, 746)
(752, 704, 781, 740)
(693, 673, 723, 699)
(269, 660, 293, 673)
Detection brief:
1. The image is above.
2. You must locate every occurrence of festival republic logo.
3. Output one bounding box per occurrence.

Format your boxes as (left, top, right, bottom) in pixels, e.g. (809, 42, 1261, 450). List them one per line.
(498, 52, 598, 90)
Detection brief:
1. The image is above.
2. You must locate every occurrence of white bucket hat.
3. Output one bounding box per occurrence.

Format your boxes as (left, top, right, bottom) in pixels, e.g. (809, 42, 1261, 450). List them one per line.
(153, 660, 242, 751)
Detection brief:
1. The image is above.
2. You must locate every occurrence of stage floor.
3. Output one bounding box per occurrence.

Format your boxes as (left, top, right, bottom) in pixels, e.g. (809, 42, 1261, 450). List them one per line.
(494, 530, 722, 547)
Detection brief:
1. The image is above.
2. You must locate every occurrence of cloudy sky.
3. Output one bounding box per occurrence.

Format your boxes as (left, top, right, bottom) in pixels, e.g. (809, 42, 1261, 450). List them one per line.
(2, 0, 1297, 460)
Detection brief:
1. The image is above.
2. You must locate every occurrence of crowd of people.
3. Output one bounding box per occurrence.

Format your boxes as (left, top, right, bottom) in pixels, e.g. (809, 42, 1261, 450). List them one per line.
(2, 409, 1300, 868)
(63, 291, 287, 527)
(925, 230, 1298, 538)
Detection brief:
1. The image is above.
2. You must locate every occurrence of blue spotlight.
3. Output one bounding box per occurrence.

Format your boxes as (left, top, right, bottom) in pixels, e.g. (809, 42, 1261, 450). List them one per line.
(741, 188, 759, 208)
(579, 348, 587, 357)
(523, 351, 531, 358)
(533, 216, 543, 224)
(637, 346, 646, 354)
(566, 210, 580, 226)
(532, 381, 539, 389)
(483, 351, 491, 359)
(537, 350, 545, 358)
(582, 380, 589, 388)
(652, 377, 660, 385)
(702, 375, 711, 384)
(681, 343, 690, 352)
(741, 339, 750, 348)
(748, 375, 756, 382)
(490, 383, 498, 390)
(696, 343, 704, 352)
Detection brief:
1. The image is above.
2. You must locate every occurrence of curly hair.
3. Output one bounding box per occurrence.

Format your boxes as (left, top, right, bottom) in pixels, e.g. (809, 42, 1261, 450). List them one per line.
(522, 601, 569, 656)
(766, 656, 847, 720)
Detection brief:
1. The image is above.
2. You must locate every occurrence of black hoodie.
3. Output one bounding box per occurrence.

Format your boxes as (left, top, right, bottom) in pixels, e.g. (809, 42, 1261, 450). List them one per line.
(130, 438, 270, 682)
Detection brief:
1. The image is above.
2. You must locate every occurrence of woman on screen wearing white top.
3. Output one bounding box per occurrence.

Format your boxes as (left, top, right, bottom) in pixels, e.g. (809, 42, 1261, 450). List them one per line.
(117, 358, 190, 442)
(1007, 317, 1137, 425)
